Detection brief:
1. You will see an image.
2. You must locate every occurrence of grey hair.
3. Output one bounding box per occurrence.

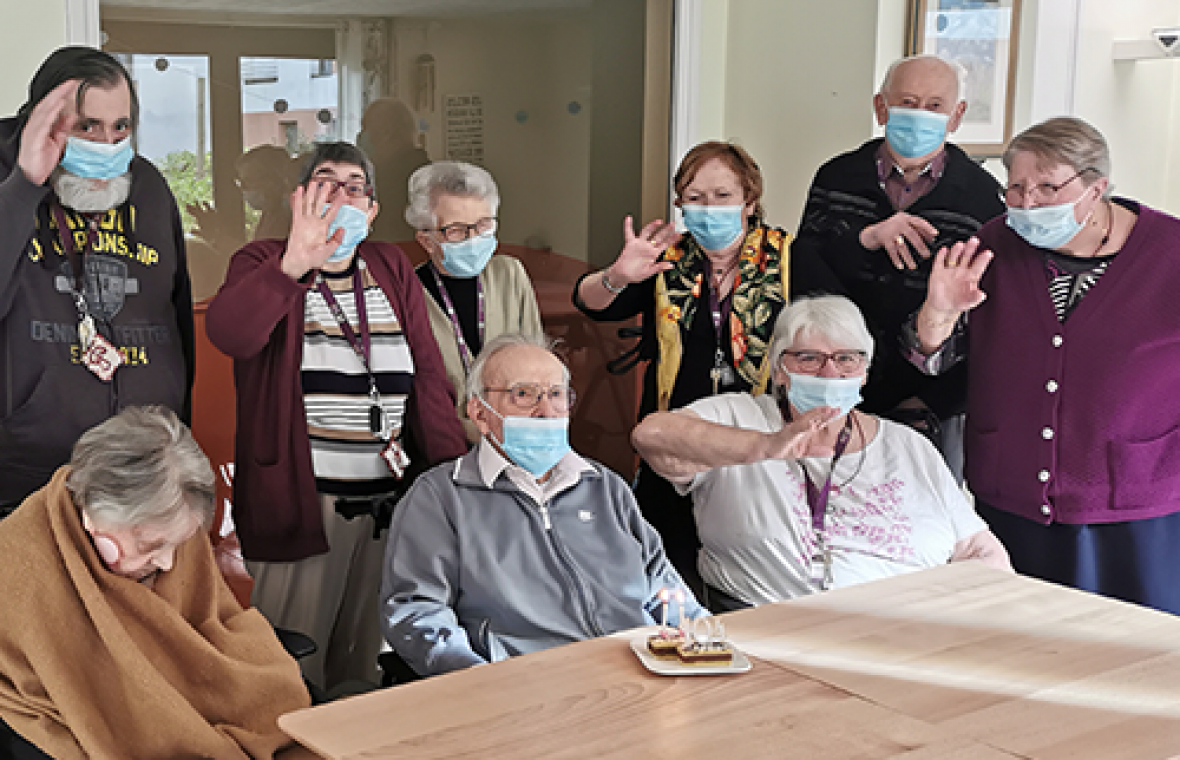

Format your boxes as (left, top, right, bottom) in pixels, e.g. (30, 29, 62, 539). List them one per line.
(880, 54, 968, 105)
(405, 161, 501, 231)
(1002, 116, 1111, 187)
(466, 332, 570, 403)
(768, 295, 876, 372)
(66, 406, 215, 532)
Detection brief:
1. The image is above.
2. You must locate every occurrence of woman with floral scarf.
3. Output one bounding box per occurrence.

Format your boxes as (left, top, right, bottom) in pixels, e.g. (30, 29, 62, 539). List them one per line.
(573, 141, 789, 596)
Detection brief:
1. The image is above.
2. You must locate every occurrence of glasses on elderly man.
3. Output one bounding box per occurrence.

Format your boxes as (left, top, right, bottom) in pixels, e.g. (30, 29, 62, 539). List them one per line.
(779, 349, 868, 374)
(484, 382, 577, 412)
(313, 178, 374, 199)
(1000, 168, 1096, 207)
(431, 217, 498, 243)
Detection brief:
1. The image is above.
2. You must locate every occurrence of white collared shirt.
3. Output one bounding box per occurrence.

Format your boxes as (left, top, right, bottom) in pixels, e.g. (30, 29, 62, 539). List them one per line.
(471, 436, 595, 507)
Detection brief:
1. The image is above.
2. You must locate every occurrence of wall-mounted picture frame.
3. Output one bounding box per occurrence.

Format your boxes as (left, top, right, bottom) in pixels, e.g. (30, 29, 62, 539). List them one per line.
(905, 0, 1022, 157)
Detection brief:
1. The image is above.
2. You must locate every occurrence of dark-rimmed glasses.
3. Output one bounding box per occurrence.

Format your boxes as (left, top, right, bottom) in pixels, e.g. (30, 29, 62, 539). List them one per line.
(431, 217, 498, 243)
(312, 178, 374, 200)
(1001, 168, 1096, 207)
(779, 349, 868, 375)
(484, 382, 576, 412)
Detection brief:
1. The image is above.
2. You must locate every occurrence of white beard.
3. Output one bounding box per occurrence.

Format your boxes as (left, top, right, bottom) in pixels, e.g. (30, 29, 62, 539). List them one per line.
(51, 169, 132, 213)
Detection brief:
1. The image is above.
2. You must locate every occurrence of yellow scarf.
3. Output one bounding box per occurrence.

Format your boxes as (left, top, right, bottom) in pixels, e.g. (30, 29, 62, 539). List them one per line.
(654, 221, 789, 411)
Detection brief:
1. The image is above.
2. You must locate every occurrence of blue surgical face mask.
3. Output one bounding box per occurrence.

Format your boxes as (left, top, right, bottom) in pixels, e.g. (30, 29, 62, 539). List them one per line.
(785, 372, 863, 416)
(440, 234, 497, 278)
(1005, 197, 1087, 250)
(681, 204, 746, 252)
(884, 108, 949, 160)
(323, 203, 371, 263)
(480, 398, 571, 477)
(59, 135, 134, 179)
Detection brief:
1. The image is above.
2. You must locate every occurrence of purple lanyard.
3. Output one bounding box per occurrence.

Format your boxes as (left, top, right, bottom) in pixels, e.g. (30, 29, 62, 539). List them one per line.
(707, 277, 733, 338)
(51, 204, 99, 304)
(315, 264, 371, 371)
(429, 262, 484, 372)
(800, 417, 854, 534)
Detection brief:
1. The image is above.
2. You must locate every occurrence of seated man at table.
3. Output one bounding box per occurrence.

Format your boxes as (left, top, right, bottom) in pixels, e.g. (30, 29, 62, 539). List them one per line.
(381, 333, 704, 676)
(0, 406, 309, 760)
(632, 295, 1009, 612)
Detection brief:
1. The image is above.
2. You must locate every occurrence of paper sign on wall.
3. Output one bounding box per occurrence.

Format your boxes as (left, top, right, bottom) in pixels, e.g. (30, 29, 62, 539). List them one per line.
(445, 94, 484, 165)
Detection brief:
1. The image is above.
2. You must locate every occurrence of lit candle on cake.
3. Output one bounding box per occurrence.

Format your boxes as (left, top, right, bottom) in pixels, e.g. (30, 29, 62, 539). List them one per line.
(675, 589, 686, 629)
(658, 588, 670, 629)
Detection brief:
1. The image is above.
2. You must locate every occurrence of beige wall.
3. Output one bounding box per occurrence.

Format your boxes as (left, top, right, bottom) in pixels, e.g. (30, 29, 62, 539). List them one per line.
(690, 0, 888, 233)
(391, 13, 593, 260)
(701, 0, 1180, 228)
(0, 0, 69, 116)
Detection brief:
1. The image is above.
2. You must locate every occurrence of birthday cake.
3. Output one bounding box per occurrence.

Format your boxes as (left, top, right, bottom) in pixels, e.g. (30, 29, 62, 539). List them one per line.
(646, 628, 685, 659)
(675, 639, 735, 666)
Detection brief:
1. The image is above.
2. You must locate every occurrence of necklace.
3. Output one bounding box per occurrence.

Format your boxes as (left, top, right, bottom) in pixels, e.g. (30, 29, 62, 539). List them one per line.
(708, 254, 739, 295)
(1091, 199, 1113, 257)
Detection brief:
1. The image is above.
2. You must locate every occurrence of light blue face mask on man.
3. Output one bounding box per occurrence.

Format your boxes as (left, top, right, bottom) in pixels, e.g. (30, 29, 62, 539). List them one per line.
(441, 234, 497, 278)
(324, 203, 372, 263)
(786, 372, 863, 416)
(59, 135, 134, 179)
(884, 107, 949, 160)
(681, 204, 745, 252)
(1005, 197, 1086, 250)
(480, 398, 571, 477)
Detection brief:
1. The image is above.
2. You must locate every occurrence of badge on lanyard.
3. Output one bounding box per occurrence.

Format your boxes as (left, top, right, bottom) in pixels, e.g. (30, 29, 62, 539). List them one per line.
(54, 206, 124, 383)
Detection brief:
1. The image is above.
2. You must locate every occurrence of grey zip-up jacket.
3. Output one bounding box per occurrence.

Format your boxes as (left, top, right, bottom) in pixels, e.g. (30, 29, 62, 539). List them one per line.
(381, 446, 704, 676)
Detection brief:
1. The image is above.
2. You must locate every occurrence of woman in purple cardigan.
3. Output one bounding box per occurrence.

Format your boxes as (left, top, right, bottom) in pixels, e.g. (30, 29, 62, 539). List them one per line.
(908, 117, 1180, 614)
(207, 142, 466, 692)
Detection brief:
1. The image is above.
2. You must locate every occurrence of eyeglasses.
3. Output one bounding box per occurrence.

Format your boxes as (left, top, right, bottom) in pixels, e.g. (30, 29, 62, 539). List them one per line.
(484, 382, 577, 412)
(779, 349, 868, 374)
(1001, 168, 1096, 207)
(432, 217, 498, 243)
(312, 178, 374, 199)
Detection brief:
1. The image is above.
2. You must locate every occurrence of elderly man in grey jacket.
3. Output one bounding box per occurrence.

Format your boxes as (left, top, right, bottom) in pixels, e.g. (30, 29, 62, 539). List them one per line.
(380, 333, 703, 676)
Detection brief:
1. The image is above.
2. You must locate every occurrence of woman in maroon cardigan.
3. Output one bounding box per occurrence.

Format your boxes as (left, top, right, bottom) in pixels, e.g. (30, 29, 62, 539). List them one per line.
(910, 117, 1180, 615)
(207, 142, 466, 692)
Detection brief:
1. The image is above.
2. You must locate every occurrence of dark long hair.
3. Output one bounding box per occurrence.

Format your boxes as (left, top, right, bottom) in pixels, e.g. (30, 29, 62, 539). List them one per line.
(14, 46, 139, 140)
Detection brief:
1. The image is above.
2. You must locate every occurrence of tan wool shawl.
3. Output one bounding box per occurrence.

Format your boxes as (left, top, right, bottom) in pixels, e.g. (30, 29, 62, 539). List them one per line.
(0, 468, 310, 760)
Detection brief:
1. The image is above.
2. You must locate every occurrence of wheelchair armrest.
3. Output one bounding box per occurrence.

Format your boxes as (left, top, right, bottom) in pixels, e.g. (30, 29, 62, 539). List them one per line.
(274, 627, 317, 660)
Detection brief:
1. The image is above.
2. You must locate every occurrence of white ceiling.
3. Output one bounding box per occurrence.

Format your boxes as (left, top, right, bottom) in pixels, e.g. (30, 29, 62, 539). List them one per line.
(100, 0, 588, 18)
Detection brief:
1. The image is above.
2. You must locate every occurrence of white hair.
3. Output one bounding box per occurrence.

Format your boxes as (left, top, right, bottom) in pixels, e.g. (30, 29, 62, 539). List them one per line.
(66, 406, 215, 531)
(879, 54, 967, 105)
(466, 332, 570, 403)
(405, 161, 501, 231)
(768, 295, 875, 372)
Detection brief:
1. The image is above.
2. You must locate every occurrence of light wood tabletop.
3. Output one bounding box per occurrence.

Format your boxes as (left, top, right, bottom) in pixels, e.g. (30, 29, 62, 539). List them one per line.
(280, 563, 1180, 759)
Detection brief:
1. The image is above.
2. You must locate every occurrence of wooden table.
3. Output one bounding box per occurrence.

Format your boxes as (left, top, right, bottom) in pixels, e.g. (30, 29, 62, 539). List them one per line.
(279, 563, 1180, 759)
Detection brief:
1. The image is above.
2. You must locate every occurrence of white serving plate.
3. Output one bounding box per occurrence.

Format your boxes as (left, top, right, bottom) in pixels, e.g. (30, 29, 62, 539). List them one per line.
(630, 636, 753, 676)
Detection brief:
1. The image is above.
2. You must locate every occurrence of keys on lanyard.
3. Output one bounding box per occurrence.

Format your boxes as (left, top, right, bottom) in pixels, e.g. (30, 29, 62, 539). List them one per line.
(809, 535, 835, 591)
(709, 276, 736, 394)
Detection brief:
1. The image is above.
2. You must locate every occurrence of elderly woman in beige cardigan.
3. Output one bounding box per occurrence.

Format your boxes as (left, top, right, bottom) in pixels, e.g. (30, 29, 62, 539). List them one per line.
(407, 161, 543, 442)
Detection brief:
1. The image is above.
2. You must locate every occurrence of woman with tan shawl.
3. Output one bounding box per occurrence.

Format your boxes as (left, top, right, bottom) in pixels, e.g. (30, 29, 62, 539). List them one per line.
(0, 406, 309, 760)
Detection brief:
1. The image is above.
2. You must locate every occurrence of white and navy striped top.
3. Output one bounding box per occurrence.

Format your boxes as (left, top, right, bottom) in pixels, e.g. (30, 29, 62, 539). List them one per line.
(302, 258, 415, 496)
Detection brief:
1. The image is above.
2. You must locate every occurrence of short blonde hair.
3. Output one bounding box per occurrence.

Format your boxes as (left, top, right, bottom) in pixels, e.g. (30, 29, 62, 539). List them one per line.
(1002, 116, 1111, 182)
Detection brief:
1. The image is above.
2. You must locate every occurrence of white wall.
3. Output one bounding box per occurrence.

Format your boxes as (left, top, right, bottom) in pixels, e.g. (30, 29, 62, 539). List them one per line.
(1068, 0, 1180, 212)
(0, 0, 71, 116)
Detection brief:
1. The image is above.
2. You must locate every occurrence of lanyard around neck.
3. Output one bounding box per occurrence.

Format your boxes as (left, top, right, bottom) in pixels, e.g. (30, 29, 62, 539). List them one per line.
(315, 262, 371, 371)
(429, 262, 484, 372)
(800, 416, 855, 535)
(50, 204, 99, 304)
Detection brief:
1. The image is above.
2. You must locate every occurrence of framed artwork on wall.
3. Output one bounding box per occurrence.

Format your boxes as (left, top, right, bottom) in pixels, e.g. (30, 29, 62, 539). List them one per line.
(906, 0, 1022, 157)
